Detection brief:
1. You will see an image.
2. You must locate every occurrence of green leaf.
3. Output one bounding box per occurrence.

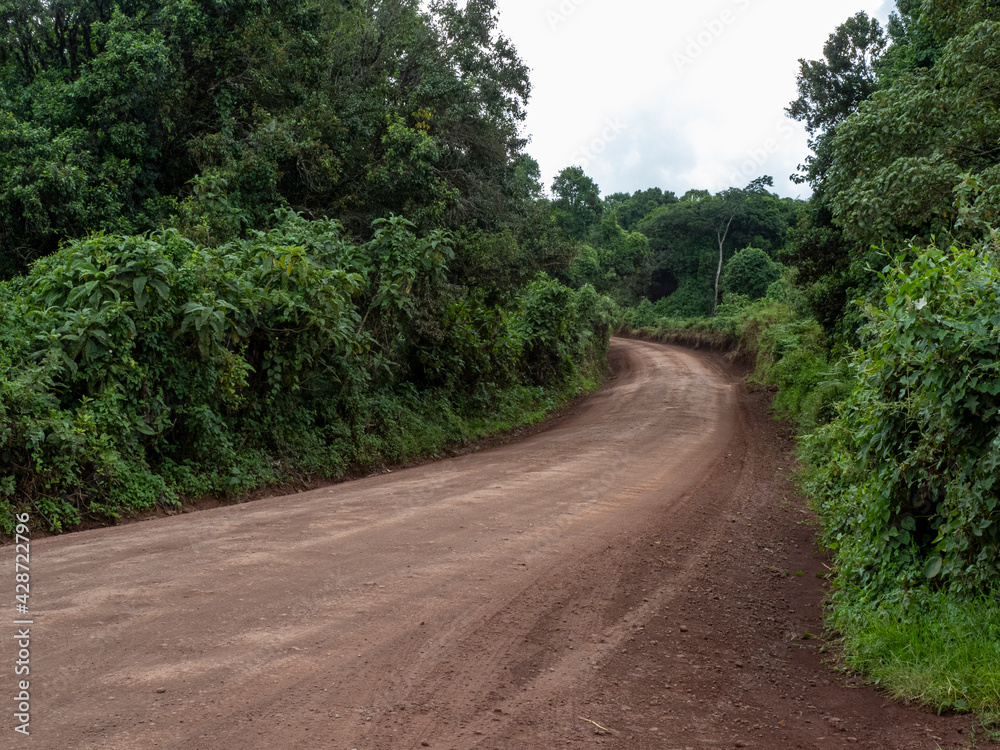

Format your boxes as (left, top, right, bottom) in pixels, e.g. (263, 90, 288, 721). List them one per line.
(924, 556, 943, 579)
(135, 421, 156, 436)
(149, 279, 169, 300)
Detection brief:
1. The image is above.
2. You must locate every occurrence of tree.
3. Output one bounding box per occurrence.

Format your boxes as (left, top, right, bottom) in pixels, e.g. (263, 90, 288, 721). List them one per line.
(0, 0, 535, 275)
(638, 198, 714, 312)
(550, 166, 602, 242)
(708, 177, 783, 315)
(876, 0, 942, 85)
(637, 178, 795, 317)
(604, 187, 677, 231)
(680, 189, 711, 202)
(787, 12, 886, 138)
(783, 12, 890, 332)
(709, 188, 744, 315)
(825, 10, 1000, 249)
(513, 154, 544, 202)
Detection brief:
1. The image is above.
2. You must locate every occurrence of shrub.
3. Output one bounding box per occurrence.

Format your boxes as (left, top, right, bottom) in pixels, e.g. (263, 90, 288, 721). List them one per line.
(722, 246, 782, 301)
(805, 241, 1000, 600)
(0, 214, 615, 532)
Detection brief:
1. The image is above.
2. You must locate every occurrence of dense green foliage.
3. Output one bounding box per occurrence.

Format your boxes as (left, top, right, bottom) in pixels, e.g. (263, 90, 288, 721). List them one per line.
(0, 0, 537, 276)
(721, 247, 782, 301)
(0, 0, 620, 532)
(605, 187, 677, 232)
(550, 166, 603, 243)
(562, 212, 650, 301)
(769, 0, 1000, 716)
(637, 180, 797, 316)
(0, 213, 613, 531)
(825, 20, 1000, 249)
(786, 0, 1000, 331)
(804, 239, 1000, 596)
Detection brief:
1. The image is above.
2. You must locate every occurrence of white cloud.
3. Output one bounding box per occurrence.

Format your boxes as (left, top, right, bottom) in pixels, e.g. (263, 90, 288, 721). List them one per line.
(494, 0, 894, 199)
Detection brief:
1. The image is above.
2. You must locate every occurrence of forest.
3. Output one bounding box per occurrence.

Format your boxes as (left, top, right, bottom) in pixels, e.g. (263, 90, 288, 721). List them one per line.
(1, 0, 999, 724)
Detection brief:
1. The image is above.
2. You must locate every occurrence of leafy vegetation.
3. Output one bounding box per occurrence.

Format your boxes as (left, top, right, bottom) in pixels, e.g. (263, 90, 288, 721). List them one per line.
(638, 179, 797, 317)
(0, 0, 616, 532)
(721, 247, 782, 302)
(804, 240, 1000, 599)
(547, 166, 800, 315)
(0, 213, 614, 532)
(0, 0, 537, 276)
(780, 0, 1000, 719)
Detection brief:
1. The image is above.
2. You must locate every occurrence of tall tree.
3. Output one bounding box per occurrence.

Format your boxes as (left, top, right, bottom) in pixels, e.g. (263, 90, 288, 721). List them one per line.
(550, 166, 602, 242)
(787, 12, 886, 139)
(825, 5, 1000, 248)
(783, 11, 889, 332)
(876, 0, 942, 85)
(711, 190, 740, 316)
(708, 177, 779, 315)
(604, 187, 678, 231)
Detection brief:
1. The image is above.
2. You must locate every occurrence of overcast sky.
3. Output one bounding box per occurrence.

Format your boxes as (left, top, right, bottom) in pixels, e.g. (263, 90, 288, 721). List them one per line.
(492, 0, 894, 200)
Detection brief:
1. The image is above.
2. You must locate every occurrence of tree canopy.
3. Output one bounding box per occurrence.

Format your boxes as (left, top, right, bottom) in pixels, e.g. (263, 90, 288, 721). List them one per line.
(787, 12, 886, 138)
(550, 166, 603, 242)
(0, 0, 535, 276)
(637, 179, 796, 316)
(785, 0, 1000, 332)
(604, 187, 678, 231)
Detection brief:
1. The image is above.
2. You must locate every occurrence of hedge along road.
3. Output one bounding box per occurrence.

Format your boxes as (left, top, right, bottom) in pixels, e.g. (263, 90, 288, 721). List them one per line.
(7, 338, 988, 750)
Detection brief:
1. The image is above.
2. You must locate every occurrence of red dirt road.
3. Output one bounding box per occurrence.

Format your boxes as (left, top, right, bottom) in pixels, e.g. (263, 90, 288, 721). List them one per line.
(4, 338, 992, 749)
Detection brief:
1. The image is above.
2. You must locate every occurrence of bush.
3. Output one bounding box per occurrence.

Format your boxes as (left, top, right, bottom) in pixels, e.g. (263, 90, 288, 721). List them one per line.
(0, 215, 615, 533)
(805, 241, 1000, 600)
(722, 246, 782, 301)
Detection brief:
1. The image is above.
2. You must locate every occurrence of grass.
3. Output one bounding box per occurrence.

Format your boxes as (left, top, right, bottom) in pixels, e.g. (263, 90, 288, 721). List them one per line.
(834, 591, 1000, 719)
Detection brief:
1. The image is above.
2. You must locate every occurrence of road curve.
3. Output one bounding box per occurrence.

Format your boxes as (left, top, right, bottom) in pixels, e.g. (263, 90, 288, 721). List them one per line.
(15, 339, 740, 748)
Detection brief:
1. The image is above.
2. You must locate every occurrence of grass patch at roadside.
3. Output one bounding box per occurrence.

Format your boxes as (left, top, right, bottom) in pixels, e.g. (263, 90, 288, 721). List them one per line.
(833, 591, 1000, 720)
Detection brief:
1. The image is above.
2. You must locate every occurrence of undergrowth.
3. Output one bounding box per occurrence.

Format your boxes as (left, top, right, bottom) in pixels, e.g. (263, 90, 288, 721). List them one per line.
(0, 214, 615, 533)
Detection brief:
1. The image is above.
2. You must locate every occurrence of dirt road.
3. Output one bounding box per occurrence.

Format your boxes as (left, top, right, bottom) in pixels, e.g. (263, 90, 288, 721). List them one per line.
(5, 339, 989, 749)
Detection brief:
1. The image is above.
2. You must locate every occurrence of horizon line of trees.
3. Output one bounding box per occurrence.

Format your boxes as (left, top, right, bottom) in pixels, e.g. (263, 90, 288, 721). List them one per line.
(544, 164, 800, 318)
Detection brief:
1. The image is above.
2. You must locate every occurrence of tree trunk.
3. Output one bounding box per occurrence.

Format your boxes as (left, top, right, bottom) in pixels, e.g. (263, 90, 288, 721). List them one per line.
(712, 214, 734, 316)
